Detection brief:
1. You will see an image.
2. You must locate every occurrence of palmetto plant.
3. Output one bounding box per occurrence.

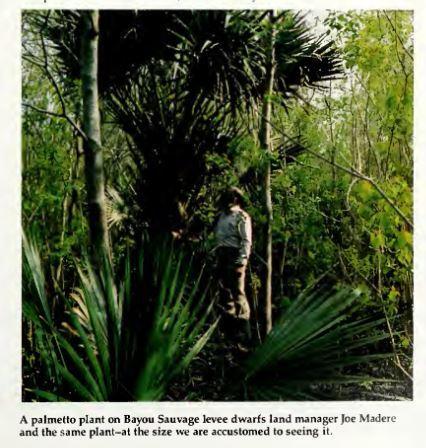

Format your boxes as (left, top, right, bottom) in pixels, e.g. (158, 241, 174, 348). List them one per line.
(23, 234, 218, 401)
(104, 11, 342, 233)
(242, 287, 394, 400)
(34, 10, 341, 234)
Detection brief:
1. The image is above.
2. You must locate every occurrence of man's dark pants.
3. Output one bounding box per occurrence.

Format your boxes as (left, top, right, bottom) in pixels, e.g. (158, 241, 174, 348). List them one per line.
(216, 247, 251, 343)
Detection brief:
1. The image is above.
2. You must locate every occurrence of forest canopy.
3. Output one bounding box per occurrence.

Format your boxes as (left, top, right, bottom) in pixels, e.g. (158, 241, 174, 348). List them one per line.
(22, 9, 413, 401)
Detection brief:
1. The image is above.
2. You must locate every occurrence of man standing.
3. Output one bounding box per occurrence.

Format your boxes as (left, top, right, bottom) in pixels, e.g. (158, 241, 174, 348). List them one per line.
(215, 187, 252, 347)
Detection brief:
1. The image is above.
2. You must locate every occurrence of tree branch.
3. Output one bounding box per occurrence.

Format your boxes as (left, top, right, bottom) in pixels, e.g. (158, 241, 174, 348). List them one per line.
(22, 12, 88, 142)
(22, 102, 63, 118)
(382, 11, 413, 61)
(269, 121, 413, 230)
(22, 102, 88, 141)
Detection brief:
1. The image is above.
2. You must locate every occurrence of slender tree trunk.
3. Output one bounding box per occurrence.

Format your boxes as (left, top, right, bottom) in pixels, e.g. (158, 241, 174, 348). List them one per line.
(80, 10, 110, 262)
(56, 130, 83, 286)
(259, 10, 276, 335)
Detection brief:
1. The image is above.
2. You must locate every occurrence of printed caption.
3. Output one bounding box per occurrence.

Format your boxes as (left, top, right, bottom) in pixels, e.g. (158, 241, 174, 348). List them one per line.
(19, 412, 397, 439)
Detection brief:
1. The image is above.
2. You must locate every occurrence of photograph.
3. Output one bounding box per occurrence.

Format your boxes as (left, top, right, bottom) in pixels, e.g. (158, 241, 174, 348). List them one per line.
(21, 8, 413, 402)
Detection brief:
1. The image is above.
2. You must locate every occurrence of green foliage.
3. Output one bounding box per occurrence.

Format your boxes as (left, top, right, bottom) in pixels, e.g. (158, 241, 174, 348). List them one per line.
(243, 287, 394, 400)
(35, 10, 341, 234)
(23, 235, 217, 401)
(22, 57, 88, 278)
(265, 10, 413, 319)
(21, 10, 413, 400)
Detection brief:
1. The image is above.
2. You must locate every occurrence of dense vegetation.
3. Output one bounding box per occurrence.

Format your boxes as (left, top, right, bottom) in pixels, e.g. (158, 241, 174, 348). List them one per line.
(22, 10, 413, 401)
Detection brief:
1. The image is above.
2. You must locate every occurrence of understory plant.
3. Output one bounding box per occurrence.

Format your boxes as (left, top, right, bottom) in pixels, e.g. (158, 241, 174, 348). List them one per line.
(23, 234, 399, 401)
(242, 287, 395, 400)
(23, 234, 218, 401)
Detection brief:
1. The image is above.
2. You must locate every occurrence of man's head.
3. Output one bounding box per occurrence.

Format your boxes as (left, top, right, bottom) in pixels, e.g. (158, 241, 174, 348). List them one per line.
(220, 186, 246, 210)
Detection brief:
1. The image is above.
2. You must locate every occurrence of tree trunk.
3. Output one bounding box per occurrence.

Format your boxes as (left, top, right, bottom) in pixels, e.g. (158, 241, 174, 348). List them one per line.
(56, 130, 83, 286)
(259, 10, 276, 335)
(80, 10, 110, 262)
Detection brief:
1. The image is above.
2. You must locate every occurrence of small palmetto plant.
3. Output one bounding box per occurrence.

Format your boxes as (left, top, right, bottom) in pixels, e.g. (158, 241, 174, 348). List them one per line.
(242, 287, 395, 400)
(22, 234, 218, 401)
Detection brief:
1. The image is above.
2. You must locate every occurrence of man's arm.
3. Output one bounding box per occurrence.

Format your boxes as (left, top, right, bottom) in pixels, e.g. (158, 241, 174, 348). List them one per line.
(236, 212, 252, 266)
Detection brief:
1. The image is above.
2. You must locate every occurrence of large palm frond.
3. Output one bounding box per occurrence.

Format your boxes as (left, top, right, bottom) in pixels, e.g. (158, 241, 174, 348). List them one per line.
(242, 287, 395, 400)
(274, 13, 342, 99)
(22, 234, 217, 401)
